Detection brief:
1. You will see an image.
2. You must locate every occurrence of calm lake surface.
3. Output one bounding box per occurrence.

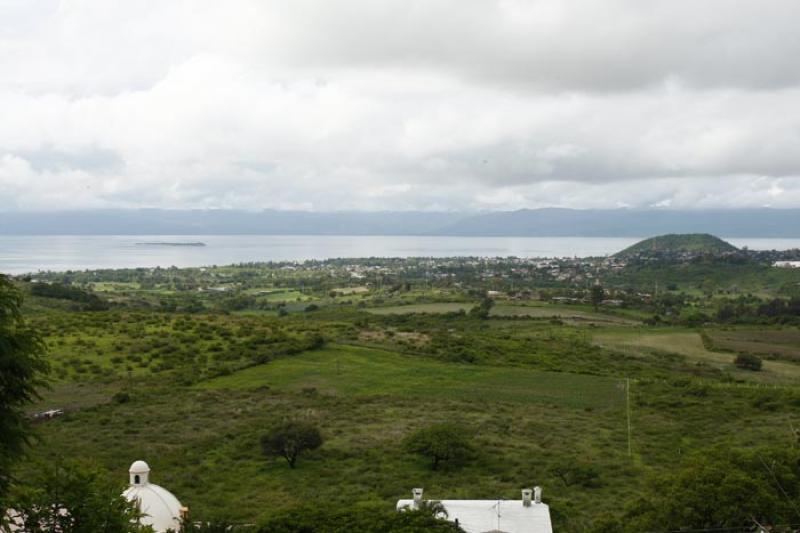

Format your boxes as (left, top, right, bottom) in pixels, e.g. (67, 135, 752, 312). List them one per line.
(0, 235, 798, 275)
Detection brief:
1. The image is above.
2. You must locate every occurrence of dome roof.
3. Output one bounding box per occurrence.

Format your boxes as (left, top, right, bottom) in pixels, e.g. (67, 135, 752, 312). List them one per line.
(123, 461, 183, 533)
(129, 460, 150, 474)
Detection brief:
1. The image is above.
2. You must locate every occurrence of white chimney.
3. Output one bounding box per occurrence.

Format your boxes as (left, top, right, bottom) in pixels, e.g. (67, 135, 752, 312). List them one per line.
(534, 486, 542, 504)
(412, 488, 424, 508)
(521, 488, 533, 507)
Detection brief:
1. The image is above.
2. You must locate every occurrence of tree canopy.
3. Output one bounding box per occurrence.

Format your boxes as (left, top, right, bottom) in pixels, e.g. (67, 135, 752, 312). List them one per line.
(3, 460, 149, 533)
(619, 446, 800, 532)
(0, 275, 48, 503)
(261, 420, 323, 469)
(403, 423, 473, 471)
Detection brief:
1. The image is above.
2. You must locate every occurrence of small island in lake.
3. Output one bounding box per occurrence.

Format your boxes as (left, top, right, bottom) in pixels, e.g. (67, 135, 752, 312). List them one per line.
(135, 242, 207, 247)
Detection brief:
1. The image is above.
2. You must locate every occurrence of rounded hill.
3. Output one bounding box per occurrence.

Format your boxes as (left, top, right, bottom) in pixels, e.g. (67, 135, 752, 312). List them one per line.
(614, 233, 738, 257)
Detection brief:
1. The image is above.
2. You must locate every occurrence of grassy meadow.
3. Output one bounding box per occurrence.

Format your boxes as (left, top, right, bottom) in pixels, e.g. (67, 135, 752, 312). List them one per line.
(10, 261, 800, 531)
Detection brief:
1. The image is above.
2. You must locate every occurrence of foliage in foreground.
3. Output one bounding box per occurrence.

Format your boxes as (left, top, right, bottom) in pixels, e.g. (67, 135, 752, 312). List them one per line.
(591, 446, 800, 532)
(1, 460, 149, 533)
(256, 503, 463, 533)
(0, 275, 48, 503)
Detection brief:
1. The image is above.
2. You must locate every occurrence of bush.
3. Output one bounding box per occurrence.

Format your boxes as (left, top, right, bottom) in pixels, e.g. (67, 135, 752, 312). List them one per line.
(261, 420, 323, 468)
(257, 503, 463, 532)
(403, 423, 473, 470)
(734, 353, 762, 371)
(550, 459, 602, 488)
(112, 392, 131, 404)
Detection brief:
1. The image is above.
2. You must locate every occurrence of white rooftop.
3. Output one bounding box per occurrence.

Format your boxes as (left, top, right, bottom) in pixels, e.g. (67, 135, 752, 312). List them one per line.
(397, 488, 553, 533)
(122, 460, 184, 533)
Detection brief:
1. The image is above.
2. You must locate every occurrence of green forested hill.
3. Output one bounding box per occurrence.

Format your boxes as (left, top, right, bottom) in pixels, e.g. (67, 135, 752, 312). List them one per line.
(615, 233, 738, 257)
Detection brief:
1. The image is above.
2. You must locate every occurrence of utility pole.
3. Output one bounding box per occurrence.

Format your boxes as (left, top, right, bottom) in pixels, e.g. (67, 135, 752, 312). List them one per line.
(626, 377, 632, 457)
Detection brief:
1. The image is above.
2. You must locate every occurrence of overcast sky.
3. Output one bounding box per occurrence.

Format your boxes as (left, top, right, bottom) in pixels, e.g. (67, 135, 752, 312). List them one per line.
(2, 0, 800, 212)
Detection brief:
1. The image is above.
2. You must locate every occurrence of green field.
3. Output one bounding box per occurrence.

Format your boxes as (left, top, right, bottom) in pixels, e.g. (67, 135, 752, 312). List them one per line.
(491, 304, 639, 325)
(705, 328, 800, 360)
(367, 303, 474, 315)
(592, 329, 800, 383)
(201, 344, 624, 409)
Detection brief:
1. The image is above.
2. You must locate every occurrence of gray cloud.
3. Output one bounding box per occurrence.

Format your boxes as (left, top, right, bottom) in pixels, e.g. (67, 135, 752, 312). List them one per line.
(1, 0, 799, 211)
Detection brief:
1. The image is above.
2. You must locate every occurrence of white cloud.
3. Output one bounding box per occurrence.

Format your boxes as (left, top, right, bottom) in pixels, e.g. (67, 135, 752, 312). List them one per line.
(0, 0, 799, 211)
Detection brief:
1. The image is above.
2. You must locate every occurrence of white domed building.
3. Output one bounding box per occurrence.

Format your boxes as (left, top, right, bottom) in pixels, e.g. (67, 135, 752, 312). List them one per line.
(123, 460, 185, 532)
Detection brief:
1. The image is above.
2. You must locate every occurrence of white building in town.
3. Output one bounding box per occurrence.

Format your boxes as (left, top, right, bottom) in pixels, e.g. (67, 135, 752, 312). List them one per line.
(397, 487, 553, 533)
(123, 460, 185, 532)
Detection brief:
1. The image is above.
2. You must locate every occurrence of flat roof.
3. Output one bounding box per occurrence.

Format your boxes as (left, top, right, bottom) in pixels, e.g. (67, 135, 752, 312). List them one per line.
(396, 499, 552, 533)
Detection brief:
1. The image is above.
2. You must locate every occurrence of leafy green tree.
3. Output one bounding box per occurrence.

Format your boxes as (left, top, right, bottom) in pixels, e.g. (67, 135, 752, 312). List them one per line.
(590, 284, 604, 311)
(469, 297, 494, 320)
(0, 275, 48, 502)
(261, 420, 323, 468)
(404, 423, 473, 471)
(622, 446, 800, 532)
(3, 460, 150, 533)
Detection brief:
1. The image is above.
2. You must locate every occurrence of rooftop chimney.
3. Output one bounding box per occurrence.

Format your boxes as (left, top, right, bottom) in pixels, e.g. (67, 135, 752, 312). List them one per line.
(534, 486, 542, 504)
(412, 488, 423, 508)
(522, 488, 533, 507)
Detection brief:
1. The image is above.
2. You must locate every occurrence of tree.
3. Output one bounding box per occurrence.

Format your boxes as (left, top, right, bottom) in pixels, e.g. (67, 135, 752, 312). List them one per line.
(261, 420, 323, 468)
(469, 297, 494, 320)
(403, 423, 473, 471)
(3, 460, 149, 533)
(622, 446, 800, 532)
(0, 275, 48, 503)
(590, 284, 604, 311)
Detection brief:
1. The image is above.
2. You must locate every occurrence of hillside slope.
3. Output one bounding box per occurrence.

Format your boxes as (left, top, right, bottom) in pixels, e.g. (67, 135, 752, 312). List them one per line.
(614, 233, 738, 257)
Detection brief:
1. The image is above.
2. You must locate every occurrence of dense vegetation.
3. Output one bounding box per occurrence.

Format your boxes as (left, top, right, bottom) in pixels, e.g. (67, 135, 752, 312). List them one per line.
(4, 240, 800, 531)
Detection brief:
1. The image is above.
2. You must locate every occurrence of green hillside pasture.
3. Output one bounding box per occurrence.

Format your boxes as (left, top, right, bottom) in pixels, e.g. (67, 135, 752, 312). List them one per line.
(491, 304, 639, 325)
(331, 286, 369, 295)
(367, 303, 474, 315)
(90, 282, 141, 292)
(200, 344, 623, 410)
(593, 329, 800, 384)
(706, 329, 800, 361)
(249, 288, 310, 302)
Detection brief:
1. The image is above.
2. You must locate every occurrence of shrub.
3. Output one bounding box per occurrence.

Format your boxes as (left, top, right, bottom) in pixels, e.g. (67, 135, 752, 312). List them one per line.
(112, 392, 131, 404)
(734, 353, 762, 371)
(550, 459, 602, 488)
(261, 420, 323, 468)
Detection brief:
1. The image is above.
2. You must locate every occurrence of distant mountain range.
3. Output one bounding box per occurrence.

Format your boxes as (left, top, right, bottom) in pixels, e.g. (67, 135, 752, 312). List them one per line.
(1, 208, 799, 237)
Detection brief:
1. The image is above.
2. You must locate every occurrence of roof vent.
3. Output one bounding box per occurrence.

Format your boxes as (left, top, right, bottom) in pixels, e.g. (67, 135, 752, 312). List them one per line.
(534, 486, 542, 504)
(522, 488, 533, 507)
(412, 488, 423, 508)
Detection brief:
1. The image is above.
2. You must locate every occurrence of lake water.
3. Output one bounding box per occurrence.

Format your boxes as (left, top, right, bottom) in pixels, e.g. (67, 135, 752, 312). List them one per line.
(0, 235, 798, 275)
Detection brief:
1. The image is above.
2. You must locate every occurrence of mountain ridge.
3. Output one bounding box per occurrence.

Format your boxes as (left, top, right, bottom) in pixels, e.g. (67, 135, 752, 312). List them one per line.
(0, 208, 799, 237)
